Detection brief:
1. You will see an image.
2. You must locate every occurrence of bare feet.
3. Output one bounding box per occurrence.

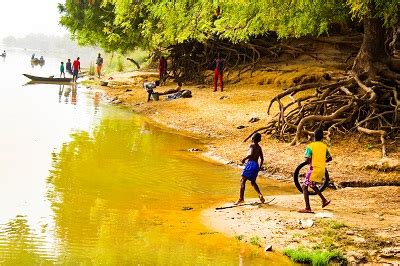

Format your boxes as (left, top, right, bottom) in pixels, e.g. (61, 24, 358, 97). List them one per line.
(322, 200, 331, 208)
(259, 195, 265, 203)
(234, 199, 244, 205)
(298, 208, 314, 213)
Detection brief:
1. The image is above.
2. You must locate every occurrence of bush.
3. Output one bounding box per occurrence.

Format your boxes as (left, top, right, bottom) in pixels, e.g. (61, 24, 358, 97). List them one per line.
(283, 247, 345, 266)
(249, 236, 262, 247)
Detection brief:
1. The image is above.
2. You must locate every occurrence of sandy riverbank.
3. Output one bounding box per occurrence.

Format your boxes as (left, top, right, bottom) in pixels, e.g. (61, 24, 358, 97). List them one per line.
(85, 56, 399, 263)
(203, 187, 400, 264)
(92, 63, 399, 186)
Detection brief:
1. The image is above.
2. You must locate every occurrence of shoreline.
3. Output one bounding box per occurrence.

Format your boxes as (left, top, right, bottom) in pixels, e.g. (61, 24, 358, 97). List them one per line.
(86, 67, 400, 263)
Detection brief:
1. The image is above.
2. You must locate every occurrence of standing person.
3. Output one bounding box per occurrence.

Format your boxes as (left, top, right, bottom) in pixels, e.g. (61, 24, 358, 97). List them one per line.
(96, 53, 103, 78)
(213, 52, 224, 92)
(72, 57, 81, 83)
(234, 133, 265, 205)
(159, 56, 167, 84)
(298, 128, 332, 213)
(66, 59, 72, 75)
(60, 62, 65, 78)
(143, 80, 160, 102)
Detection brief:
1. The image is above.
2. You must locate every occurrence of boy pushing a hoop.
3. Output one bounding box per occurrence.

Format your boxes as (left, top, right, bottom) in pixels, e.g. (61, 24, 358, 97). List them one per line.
(299, 128, 332, 213)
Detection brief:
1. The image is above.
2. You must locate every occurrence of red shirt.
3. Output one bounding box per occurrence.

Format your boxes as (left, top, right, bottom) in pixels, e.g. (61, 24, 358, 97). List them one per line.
(73, 60, 80, 71)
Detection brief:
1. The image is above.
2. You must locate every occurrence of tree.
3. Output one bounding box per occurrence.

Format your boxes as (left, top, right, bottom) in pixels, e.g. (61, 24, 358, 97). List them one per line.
(58, 0, 148, 53)
(247, 0, 400, 157)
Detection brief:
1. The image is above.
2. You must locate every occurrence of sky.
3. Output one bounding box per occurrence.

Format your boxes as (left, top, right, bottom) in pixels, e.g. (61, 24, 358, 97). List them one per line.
(0, 0, 68, 39)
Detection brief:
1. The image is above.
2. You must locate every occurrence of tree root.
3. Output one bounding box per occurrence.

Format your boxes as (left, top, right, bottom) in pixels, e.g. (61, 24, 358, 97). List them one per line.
(126, 58, 140, 69)
(247, 72, 400, 156)
(166, 37, 320, 83)
(357, 127, 387, 157)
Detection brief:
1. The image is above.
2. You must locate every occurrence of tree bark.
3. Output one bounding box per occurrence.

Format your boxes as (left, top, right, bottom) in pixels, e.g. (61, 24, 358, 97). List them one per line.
(352, 12, 387, 76)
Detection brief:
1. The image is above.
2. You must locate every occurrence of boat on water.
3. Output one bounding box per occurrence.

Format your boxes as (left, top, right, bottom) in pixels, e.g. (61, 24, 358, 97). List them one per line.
(31, 58, 45, 64)
(23, 74, 73, 83)
(1, 53, 6, 57)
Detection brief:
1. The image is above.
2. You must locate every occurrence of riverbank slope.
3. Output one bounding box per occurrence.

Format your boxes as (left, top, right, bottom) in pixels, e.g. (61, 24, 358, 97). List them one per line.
(87, 43, 399, 263)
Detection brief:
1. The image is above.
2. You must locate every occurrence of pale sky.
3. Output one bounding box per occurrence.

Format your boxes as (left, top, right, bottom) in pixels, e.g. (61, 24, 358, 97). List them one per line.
(0, 0, 68, 38)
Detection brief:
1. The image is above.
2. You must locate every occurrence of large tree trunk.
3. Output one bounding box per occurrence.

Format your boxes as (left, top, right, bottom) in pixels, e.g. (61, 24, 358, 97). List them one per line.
(352, 15, 387, 76)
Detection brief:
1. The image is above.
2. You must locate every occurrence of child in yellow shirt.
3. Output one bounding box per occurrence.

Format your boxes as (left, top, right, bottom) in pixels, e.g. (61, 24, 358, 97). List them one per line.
(299, 128, 332, 213)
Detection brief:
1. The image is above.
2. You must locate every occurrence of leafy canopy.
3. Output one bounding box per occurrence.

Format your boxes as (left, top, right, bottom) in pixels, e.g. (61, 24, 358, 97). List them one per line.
(58, 0, 400, 52)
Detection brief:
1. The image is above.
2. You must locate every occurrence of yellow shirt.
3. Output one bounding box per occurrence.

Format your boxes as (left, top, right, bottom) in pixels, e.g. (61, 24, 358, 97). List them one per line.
(305, 141, 331, 183)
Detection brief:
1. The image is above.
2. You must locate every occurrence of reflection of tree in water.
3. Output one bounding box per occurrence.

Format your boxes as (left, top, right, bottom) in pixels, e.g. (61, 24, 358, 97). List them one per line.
(58, 85, 64, 103)
(64, 87, 71, 104)
(47, 119, 156, 263)
(0, 216, 49, 264)
(45, 118, 232, 264)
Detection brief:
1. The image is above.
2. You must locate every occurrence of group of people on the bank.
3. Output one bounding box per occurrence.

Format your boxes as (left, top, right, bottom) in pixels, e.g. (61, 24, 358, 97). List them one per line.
(144, 53, 224, 101)
(59, 53, 103, 82)
(59, 57, 80, 82)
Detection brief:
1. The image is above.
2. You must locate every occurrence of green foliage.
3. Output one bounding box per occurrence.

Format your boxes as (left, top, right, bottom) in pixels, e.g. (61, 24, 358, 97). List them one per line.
(249, 235, 262, 247)
(310, 219, 348, 250)
(347, 0, 400, 26)
(117, 56, 124, 72)
(284, 247, 345, 266)
(316, 219, 347, 230)
(88, 62, 95, 76)
(58, 0, 400, 52)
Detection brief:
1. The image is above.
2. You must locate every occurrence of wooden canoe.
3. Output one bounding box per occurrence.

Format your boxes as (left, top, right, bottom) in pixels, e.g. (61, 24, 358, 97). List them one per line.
(23, 74, 73, 83)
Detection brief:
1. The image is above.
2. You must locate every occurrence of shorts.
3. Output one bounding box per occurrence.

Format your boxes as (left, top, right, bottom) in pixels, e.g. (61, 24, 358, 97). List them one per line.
(73, 70, 79, 78)
(304, 168, 316, 187)
(242, 160, 259, 182)
(304, 166, 324, 187)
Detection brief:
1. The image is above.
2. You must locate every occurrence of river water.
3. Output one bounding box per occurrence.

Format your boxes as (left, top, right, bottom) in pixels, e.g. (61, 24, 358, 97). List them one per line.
(0, 49, 294, 264)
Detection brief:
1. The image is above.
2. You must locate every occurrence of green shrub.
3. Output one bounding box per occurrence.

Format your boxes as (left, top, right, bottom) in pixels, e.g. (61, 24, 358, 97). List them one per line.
(284, 247, 345, 266)
(249, 236, 262, 247)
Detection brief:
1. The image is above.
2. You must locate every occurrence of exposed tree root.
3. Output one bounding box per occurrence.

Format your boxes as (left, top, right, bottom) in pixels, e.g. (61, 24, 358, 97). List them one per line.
(166, 37, 319, 83)
(247, 69, 400, 157)
(127, 58, 140, 69)
(357, 127, 387, 157)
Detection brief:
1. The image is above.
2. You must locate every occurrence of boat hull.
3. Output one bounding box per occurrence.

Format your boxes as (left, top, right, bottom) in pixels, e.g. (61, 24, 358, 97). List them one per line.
(23, 74, 73, 83)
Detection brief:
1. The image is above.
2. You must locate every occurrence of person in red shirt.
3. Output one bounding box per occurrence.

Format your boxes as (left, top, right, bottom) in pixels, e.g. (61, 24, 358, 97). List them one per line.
(72, 57, 81, 83)
(159, 56, 167, 85)
(213, 52, 224, 92)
